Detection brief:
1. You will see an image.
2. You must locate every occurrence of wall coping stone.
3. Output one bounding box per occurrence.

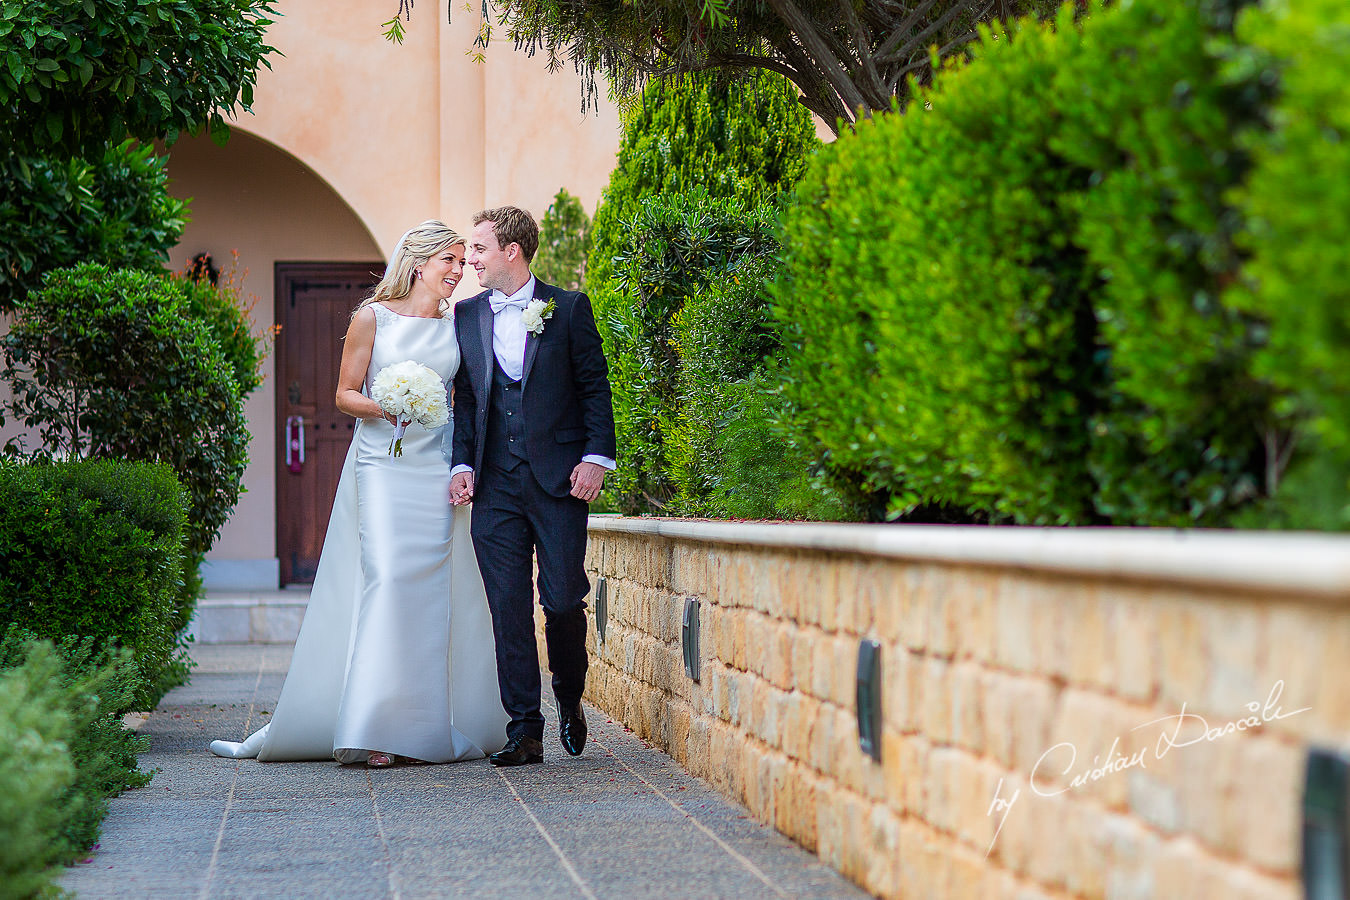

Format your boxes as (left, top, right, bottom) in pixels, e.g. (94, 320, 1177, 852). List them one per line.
(587, 516, 1350, 600)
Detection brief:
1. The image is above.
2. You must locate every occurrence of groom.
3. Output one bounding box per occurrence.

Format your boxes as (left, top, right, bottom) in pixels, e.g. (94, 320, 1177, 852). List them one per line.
(448, 206, 616, 766)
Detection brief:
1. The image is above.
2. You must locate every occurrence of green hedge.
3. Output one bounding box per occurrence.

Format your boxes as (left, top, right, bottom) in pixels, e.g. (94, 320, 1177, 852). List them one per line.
(765, 0, 1344, 527)
(0, 458, 189, 708)
(775, 8, 1098, 524)
(2, 265, 251, 571)
(0, 633, 151, 898)
(1227, 0, 1350, 528)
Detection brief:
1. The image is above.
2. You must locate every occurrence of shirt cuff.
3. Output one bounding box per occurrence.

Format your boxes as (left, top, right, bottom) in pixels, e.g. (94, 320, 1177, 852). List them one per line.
(450, 464, 474, 477)
(582, 455, 617, 471)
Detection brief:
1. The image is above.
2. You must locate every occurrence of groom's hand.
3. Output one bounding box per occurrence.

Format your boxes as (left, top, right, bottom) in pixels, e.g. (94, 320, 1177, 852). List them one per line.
(449, 471, 474, 505)
(569, 462, 606, 503)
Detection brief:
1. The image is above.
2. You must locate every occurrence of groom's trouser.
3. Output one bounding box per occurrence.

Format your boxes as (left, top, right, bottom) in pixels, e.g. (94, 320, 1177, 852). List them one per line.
(471, 457, 590, 742)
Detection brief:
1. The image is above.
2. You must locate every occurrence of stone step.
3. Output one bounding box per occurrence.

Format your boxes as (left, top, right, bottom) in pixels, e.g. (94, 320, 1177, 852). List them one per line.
(185, 588, 311, 644)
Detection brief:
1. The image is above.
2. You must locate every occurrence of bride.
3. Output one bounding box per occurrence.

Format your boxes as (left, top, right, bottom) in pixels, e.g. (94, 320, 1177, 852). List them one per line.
(210, 221, 508, 766)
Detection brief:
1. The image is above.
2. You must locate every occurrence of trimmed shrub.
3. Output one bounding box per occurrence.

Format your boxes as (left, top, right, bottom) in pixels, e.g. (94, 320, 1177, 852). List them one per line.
(1227, 0, 1350, 528)
(587, 70, 819, 514)
(1051, 0, 1277, 525)
(0, 642, 77, 900)
(2, 264, 250, 568)
(0, 141, 188, 311)
(774, 10, 1098, 524)
(769, 0, 1313, 526)
(0, 458, 189, 708)
(605, 192, 779, 513)
(0, 629, 151, 864)
(534, 189, 591, 291)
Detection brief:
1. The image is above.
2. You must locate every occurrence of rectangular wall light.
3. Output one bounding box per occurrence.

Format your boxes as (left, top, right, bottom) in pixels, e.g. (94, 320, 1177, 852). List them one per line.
(682, 598, 700, 682)
(1304, 747, 1350, 900)
(856, 639, 882, 762)
(594, 576, 608, 646)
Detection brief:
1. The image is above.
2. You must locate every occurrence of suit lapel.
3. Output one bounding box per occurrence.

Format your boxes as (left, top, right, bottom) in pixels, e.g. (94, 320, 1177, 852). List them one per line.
(475, 294, 493, 394)
(520, 282, 547, 388)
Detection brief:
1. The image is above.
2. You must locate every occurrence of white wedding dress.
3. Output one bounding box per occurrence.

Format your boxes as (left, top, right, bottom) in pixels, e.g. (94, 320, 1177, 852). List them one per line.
(210, 303, 508, 763)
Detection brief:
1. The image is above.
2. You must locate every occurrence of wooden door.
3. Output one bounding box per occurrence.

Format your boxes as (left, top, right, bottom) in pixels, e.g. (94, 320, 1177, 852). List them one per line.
(275, 262, 382, 585)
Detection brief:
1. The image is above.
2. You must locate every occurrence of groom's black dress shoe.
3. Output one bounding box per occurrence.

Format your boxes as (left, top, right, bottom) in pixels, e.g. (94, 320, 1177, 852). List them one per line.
(490, 735, 544, 767)
(559, 703, 587, 756)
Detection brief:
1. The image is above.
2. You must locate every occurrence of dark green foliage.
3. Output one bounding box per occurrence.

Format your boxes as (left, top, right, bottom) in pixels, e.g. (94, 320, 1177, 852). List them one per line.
(0, 641, 77, 899)
(585, 71, 818, 311)
(534, 189, 591, 291)
(2, 265, 250, 565)
(0, 458, 188, 708)
(774, 10, 1100, 524)
(1050, 0, 1275, 525)
(766, 0, 1338, 526)
(179, 265, 268, 400)
(0, 141, 188, 311)
(1227, 0, 1350, 528)
(0, 632, 151, 895)
(605, 192, 778, 513)
(0, 629, 151, 862)
(489, 0, 1059, 132)
(586, 71, 819, 515)
(1, 0, 277, 158)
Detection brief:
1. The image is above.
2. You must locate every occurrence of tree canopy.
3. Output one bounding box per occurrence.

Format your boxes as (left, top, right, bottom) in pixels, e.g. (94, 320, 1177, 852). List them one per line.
(390, 0, 1058, 131)
(1, 0, 277, 157)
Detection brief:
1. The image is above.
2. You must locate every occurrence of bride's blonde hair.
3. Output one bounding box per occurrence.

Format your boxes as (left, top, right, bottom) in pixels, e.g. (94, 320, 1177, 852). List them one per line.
(355, 220, 465, 318)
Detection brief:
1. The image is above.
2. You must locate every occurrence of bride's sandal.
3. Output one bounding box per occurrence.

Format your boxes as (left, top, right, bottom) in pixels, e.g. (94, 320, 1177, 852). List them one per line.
(367, 752, 394, 768)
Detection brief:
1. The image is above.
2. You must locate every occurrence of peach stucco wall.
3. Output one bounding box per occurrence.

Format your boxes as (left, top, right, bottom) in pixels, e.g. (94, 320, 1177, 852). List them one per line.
(175, 0, 622, 585)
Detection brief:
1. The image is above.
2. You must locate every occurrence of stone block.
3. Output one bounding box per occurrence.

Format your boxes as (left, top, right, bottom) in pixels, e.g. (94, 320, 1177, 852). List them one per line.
(1006, 675, 1058, 776)
(1232, 737, 1301, 874)
(1108, 590, 1157, 702)
(994, 576, 1037, 673)
(900, 566, 929, 653)
(832, 633, 859, 709)
(921, 656, 953, 746)
(1098, 813, 1161, 900)
(790, 628, 814, 694)
(835, 559, 860, 637)
(950, 660, 985, 754)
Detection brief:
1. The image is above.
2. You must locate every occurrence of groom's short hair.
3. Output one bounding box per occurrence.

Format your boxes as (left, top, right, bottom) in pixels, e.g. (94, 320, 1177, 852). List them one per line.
(473, 206, 539, 262)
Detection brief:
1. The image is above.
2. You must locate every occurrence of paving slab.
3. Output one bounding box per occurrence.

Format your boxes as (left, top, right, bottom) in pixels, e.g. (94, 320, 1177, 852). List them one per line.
(62, 643, 869, 899)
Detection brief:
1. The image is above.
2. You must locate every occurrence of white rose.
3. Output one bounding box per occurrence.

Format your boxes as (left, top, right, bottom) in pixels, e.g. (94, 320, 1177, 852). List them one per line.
(520, 299, 547, 334)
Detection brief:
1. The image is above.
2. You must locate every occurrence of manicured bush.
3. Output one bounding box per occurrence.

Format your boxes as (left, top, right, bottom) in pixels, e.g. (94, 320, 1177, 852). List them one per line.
(2, 265, 250, 565)
(605, 192, 780, 513)
(774, 9, 1098, 524)
(0, 633, 151, 897)
(0, 141, 188, 310)
(586, 70, 819, 514)
(0, 458, 189, 708)
(534, 189, 592, 291)
(1227, 0, 1350, 528)
(768, 0, 1322, 526)
(1050, 0, 1277, 525)
(0, 642, 77, 900)
(0, 629, 151, 863)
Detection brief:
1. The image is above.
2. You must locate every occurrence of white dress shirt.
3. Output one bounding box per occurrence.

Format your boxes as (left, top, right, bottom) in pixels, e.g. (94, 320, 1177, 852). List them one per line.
(451, 278, 616, 477)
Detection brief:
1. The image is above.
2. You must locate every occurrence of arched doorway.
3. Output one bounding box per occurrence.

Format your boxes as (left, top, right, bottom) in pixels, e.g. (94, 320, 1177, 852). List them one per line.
(165, 129, 384, 588)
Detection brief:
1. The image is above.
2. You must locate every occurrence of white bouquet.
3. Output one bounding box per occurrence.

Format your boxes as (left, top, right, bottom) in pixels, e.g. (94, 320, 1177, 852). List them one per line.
(370, 360, 450, 456)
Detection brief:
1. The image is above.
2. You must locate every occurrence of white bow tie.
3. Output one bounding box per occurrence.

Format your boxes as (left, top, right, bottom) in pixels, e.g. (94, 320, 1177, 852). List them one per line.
(489, 295, 529, 314)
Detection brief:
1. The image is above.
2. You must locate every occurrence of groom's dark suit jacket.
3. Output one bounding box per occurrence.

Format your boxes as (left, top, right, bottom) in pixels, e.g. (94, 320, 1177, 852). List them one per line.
(451, 280, 616, 495)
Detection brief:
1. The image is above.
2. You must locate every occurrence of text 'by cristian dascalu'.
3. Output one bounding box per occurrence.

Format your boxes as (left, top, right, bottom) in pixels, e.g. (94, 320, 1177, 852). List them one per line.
(983, 680, 1309, 856)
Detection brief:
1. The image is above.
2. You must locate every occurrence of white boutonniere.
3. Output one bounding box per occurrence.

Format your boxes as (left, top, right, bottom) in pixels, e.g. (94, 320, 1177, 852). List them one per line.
(520, 298, 556, 335)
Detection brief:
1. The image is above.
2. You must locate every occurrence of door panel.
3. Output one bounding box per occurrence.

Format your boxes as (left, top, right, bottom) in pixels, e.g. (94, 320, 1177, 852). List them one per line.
(275, 263, 382, 585)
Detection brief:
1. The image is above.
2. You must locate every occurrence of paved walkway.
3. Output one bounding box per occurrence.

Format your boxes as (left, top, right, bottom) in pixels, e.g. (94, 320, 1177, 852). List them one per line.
(62, 643, 868, 899)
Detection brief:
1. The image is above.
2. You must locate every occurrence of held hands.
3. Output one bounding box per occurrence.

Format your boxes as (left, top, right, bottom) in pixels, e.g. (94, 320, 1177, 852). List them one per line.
(570, 461, 606, 503)
(449, 471, 474, 506)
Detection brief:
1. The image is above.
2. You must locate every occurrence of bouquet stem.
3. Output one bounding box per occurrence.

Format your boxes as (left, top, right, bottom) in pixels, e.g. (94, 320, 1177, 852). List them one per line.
(388, 421, 408, 457)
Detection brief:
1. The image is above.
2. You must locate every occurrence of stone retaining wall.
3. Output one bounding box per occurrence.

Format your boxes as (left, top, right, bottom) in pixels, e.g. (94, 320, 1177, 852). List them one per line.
(558, 519, 1350, 899)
